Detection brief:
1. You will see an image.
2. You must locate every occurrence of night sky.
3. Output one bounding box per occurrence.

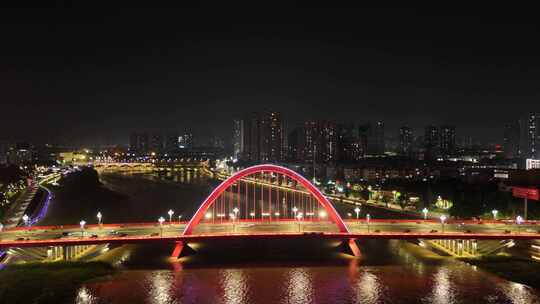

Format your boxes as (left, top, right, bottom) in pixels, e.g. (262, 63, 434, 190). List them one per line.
(1, 4, 539, 147)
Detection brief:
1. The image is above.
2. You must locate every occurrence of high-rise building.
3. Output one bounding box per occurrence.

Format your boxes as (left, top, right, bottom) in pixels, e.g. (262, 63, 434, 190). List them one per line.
(525, 113, 539, 158)
(149, 134, 163, 154)
(267, 111, 282, 161)
(287, 127, 301, 161)
(211, 136, 225, 149)
(301, 120, 317, 162)
(503, 121, 521, 158)
(129, 132, 149, 154)
(357, 124, 371, 157)
(399, 126, 413, 156)
(241, 111, 283, 162)
(373, 121, 386, 155)
(232, 119, 243, 159)
(164, 132, 179, 153)
(178, 133, 193, 149)
(424, 125, 439, 159)
(337, 123, 360, 161)
(440, 125, 456, 155)
(319, 121, 337, 162)
(298, 120, 338, 163)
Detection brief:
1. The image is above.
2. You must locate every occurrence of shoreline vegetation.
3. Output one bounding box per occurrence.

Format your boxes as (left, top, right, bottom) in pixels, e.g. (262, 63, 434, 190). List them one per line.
(0, 261, 114, 303)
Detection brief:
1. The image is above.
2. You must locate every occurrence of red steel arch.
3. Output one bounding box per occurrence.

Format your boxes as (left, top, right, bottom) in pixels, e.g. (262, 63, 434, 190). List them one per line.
(182, 164, 350, 235)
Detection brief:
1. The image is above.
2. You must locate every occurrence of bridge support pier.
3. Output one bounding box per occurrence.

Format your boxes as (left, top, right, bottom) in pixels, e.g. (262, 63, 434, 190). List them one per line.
(348, 239, 361, 257)
(340, 239, 361, 257)
(171, 242, 184, 259)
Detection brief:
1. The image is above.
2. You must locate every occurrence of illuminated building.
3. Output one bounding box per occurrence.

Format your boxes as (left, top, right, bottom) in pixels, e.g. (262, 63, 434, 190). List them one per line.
(373, 121, 385, 155)
(526, 159, 540, 170)
(129, 132, 149, 154)
(399, 126, 413, 156)
(242, 111, 283, 162)
(440, 125, 456, 156)
(164, 132, 179, 153)
(232, 119, 243, 159)
(424, 125, 439, 159)
(178, 133, 193, 149)
(149, 134, 163, 154)
(525, 113, 539, 158)
(503, 121, 521, 158)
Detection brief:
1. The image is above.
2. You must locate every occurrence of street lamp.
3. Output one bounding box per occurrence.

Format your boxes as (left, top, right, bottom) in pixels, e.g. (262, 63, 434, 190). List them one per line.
(233, 207, 239, 223)
(516, 215, 523, 234)
(422, 208, 428, 220)
(97, 212, 102, 226)
(296, 212, 303, 232)
(440, 215, 447, 233)
(392, 190, 397, 201)
(354, 207, 360, 219)
(80, 220, 86, 238)
(491, 209, 498, 220)
(158, 216, 165, 237)
(292, 206, 298, 219)
(22, 214, 29, 227)
(178, 215, 182, 224)
(168, 209, 174, 225)
(366, 214, 371, 232)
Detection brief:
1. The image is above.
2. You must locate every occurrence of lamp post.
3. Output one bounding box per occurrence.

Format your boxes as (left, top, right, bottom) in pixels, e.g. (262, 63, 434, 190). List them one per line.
(158, 216, 165, 237)
(22, 214, 29, 234)
(80, 220, 86, 238)
(230, 213, 236, 232)
(392, 190, 397, 202)
(297, 212, 303, 232)
(422, 208, 428, 220)
(491, 209, 498, 220)
(516, 215, 523, 234)
(178, 215, 182, 224)
(354, 207, 360, 219)
(366, 214, 371, 233)
(168, 209, 174, 225)
(97, 212, 102, 227)
(233, 207, 239, 223)
(292, 206, 298, 219)
(440, 215, 447, 233)
(22, 214, 29, 227)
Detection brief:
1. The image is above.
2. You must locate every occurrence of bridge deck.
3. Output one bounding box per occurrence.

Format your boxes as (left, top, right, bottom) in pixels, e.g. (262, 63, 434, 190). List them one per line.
(1, 220, 539, 249)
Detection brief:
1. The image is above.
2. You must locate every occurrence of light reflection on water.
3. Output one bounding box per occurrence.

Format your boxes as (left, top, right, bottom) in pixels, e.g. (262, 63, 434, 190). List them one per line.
(221, 269, 249, 304)
(75, 171, 540, 304)
(285, 268, 313, 304)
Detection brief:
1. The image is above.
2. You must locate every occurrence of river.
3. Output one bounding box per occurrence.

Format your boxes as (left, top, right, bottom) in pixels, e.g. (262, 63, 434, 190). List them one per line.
(45, 170, 540, 303)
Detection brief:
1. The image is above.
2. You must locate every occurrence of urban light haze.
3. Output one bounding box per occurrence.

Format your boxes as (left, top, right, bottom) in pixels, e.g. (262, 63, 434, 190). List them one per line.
(1, 5, 539, 147)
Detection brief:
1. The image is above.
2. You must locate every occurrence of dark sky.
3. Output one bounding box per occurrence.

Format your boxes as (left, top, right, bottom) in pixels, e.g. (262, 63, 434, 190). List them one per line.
(1, 4, 540, 147)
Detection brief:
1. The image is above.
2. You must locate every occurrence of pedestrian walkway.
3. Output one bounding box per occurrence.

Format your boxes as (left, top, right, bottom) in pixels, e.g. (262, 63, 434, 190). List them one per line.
(1, 182, 39, 229)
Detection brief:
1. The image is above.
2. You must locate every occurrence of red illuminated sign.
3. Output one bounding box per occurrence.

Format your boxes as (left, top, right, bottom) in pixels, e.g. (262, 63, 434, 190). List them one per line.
(512, 187, 540, 201)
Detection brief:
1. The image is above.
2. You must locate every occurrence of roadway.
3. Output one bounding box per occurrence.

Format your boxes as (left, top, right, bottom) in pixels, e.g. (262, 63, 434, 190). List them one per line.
(1, 219, 540, 249)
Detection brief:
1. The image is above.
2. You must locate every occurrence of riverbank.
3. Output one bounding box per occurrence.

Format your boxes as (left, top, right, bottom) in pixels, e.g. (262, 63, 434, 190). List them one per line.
(0, 261, 114, 303)
(460, 255, 540, 289)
